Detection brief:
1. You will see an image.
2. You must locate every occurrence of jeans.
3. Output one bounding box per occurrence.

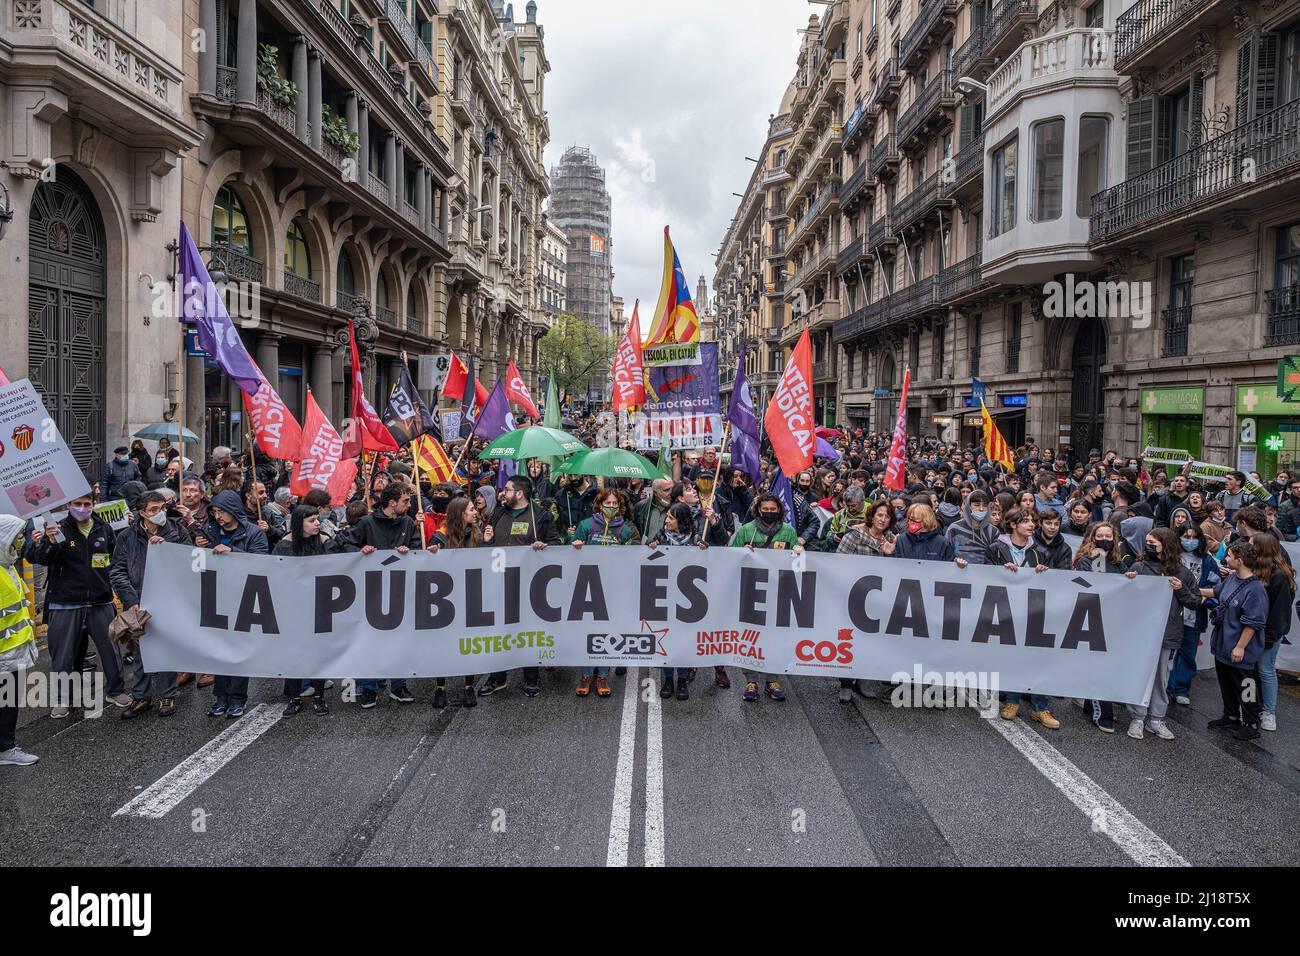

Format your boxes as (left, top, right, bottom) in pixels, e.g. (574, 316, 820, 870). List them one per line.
(213, 675, 249, 707)
(1129, 647, 1175, 722)
(580, 666, 609, 678)
(488, 668, 540, 687)
(1167, 625, 1202, 698)
(662, 667, 690, 681)
(0, 694, 17, 751)
(1004, 692, 1049, 711)
(1215, 659, 1261, 728)
(285, 678, 324, 699)
(46, 604, 123, 702)
(357, 678, 407, 695)
(1259, 641, 1283, 715)
(132, 663, 178, 702)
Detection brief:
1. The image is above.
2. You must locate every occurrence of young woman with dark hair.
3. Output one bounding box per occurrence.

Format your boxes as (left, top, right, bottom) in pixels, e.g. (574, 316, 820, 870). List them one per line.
(427, 496, 483, 709)
(274, 505, 330, 717)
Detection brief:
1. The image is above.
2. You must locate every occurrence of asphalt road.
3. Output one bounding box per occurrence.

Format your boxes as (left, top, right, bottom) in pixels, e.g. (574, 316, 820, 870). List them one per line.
(3, 654, 1300, 867)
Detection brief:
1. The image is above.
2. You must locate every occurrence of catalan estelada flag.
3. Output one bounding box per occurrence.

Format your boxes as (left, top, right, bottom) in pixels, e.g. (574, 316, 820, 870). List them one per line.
(981, 400, 1014, 472)
(644, 226, 700, 347)
(412, 433, 454, 485)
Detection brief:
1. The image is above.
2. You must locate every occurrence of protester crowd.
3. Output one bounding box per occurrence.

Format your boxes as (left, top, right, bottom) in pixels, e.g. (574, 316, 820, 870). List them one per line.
(1, 424, 1295, 768)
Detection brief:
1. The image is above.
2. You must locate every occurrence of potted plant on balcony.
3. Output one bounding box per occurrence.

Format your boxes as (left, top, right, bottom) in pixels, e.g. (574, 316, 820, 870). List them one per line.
(256, 44, 299, 107)
(825, 172, 843, 188)
(320, 105, 360, 153)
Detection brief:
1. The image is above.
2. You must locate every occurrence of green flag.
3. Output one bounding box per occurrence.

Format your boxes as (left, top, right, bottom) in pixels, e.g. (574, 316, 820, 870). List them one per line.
(542, 372, 563, 468)
(656, 444, 672, 479)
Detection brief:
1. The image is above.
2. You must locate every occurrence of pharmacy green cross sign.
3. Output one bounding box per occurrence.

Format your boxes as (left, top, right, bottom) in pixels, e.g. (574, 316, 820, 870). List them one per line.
(1278, 356, 1300, 402)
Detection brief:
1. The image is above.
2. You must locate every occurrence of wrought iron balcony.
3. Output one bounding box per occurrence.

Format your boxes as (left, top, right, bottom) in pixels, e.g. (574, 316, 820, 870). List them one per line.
(897, 70, 956, 150)
(1161, 305, 1190, 357)
(987, 0, 1037, 61)
(283, 271, 322, 303)
(868, 134, 899, 179)
(406, 311, 424, 334)
(208, 244, 265, 284)
(901, 0, 959, 70)
(1091, 97, 1300, 243)
(376, 306, 398, 327)
(336, 290, 365, 313)
(384, 0, 433, 72)
(890, 276, 939, 321)
(867, 213, 896, 253)
(1115, 0, 1216, 71)
(837, 235, 865, 276)
(952, 23, 990, 80)
(938, 252, 990, 304)
(832, 299, 886, 343)
(892, 171, 950, 231)
(1267, 285, 1300, 346)
(877, 58, 902, 105)
(942, 134, 984, 199)
(839, 163, 873, 209)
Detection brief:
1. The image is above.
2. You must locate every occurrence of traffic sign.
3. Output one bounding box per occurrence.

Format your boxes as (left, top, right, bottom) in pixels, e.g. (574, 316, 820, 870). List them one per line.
(1277, 355, 1300, 401)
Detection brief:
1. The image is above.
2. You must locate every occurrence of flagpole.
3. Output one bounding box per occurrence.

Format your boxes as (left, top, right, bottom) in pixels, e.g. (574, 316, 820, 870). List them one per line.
(176, 327, 187, 467)
(705, 421, 732, 520)
(401, 351, 429, 550)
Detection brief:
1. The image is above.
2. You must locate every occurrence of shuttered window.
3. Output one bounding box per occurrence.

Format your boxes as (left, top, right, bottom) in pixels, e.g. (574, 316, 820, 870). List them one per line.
(1126, 95, 1175, 177)
(1238, 32, 1282, 127)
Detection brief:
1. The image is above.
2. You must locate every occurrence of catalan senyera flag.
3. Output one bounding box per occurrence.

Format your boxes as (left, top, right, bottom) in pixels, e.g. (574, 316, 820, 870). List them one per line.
(643, 226, 700, 347)
(981, 400, 1014, 472)
(412, 433, 455, 485)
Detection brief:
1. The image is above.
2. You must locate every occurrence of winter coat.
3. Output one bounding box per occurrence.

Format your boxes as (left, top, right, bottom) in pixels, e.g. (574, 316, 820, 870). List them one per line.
(200, 490, 270, 554)
(110, 515, 191, 609)
(348, 508, 422, 551)
(893, 528, 957, 563)
(1130, 559, 1202, 650)
(26, 514, 116, 607)
(945, 499, 1000, 565)
(100, 457, 142, 501)
(1031, 528, 1074, 570)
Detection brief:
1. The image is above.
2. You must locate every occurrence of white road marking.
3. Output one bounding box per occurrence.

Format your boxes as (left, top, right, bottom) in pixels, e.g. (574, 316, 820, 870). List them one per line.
(112, 704, 282, 819)
(644, 674, 665, 867)
(984, 715, 1189, 867)
(605, 667, 640, 867)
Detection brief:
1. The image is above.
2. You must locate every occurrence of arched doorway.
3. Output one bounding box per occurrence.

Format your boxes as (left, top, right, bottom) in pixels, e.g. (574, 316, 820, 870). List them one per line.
(1070, 317, 1107, 457)
(28, 168, 107, 480)
(875, 351, 897, 433)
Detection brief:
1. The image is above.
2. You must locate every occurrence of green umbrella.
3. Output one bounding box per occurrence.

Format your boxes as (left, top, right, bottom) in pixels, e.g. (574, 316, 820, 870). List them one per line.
(133, 422, 200, 443)
(553, 447, 663, 480)
(479, 426, 588, 461)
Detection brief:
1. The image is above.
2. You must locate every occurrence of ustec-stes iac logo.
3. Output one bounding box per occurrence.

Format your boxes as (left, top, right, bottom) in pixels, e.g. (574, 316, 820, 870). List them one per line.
(587, 621, 668, 660)
(794, 627, 855, 669)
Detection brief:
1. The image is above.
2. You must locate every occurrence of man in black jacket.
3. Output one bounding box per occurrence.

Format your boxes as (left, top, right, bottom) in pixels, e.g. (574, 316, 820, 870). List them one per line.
(482, 475, 561, 698)
(28, 494, 127, 715)
(100, 447, 142, 501)
(554, 475, 596, 537)
(112, 491, 191, 719)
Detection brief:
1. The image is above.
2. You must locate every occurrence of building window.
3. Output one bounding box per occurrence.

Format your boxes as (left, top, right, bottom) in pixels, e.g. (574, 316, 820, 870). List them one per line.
(212, 185, 252, 253)
(1164, 253, 1194, 357)
(284, 220, 312, 278)
(990, 136, 1016, 237)
(1085, 0, 1103, 27)
(969, 314, 982, 376)
(1277, 223, 1300, 288)
(1006, 303, 1022, 373)
(933, 322, 946, 379)
(1030, 118, 1064, 222)
(1077, 115, 1108, 218)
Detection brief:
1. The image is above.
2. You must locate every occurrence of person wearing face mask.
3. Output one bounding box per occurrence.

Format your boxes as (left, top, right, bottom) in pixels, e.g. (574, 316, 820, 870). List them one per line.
(113, 491, 192, 719)
(1199, 539, 1268, 740)
(272, 505, 333, 718)
(0, 514, 39, 765)
(100, 446, 142, 502)
(635, 478, 675, 543)
(29, 494, 129, 716)
(142, 449, 171, 490)
(1121, 527, 1202, 740)
(935, 487, 964, 533)
(570, 489, 640, 698)
(893, 503, 969, 567)
(730, 494, 803, 702)
(1073, 521, 1129, 731)
(1164, 523, 1220, 708)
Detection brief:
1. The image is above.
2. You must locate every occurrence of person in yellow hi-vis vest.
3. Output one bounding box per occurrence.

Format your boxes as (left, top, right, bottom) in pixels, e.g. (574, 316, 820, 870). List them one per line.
(0, 513, 39, 766)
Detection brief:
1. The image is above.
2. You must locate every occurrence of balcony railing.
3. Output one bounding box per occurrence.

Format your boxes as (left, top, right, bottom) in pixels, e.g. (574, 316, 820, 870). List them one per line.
(867, 214, 895, 251)
(839, 163, 872, 207)
(385, 0, 433, 71)
(406, 312, 424, 334)
(366, 171, 391, 205)
(283, 271, 322, 303)
(944, 134, 984, 197)
(898, 71, 955, 148)
(216, 65, 238, 103)
(208, 244, 265, 284)
(833, 299, 885, 343)
(1267, 285, 1300, 346)
(336, 290, 365, 313)
(837, 235, 865, 275)
(877, 58, 902, 104)
(938, 251, 989, 303)
(891, 276, 939, 321)
(987, 0, 1037, 54)
(1115, 0, 1213, 69)
(901, 0, 958, 69)
(376, 306, 398, 327)
(1091, 97, 1300, 243)
(892, 171, 945, 230)
(868, 134, 899, 178)
(988, 29, 1113, 117)
(952, 23, 989, 79)
(1161, 305, 1190, 357)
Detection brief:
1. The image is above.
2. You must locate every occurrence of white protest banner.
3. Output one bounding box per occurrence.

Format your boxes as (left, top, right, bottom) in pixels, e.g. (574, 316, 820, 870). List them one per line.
(0, 378, 91, 519)
(440, 409, 462, 441)
(94, 499, 130, 530)
(140, 543, 1173, 705)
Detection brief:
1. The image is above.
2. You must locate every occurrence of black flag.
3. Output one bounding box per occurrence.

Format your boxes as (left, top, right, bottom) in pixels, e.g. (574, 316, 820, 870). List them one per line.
(383, 364, 438, 445)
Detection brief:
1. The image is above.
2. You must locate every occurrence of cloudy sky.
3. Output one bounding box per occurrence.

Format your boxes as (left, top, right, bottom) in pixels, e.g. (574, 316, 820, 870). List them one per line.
(536, 0, 815, 331)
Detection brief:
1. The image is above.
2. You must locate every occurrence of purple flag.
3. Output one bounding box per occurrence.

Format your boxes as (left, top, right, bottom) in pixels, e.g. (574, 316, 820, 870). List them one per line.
(178, 222, 261, 395)
(771, 469, 796, 526)
(815, 436, 841, 461)
(727, 341, 763, 486)
(471, 379, 513, 442)
(496, 456, 517, 491)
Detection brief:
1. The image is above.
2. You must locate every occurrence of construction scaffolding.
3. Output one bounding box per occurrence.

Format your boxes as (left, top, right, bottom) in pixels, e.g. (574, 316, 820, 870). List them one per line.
(548, 145, 613, 337)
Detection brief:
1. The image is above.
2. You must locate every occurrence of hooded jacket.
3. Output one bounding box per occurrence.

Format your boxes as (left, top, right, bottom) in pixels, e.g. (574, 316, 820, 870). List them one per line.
(1030, 526, 1074, 570)
(892, 528, 957, 563)
(945, 498, 1000, 565)
(27, 512, 117, 607)
(1131, 559, 1203, 650)
(1120, 500, 1155, 556)
(0, 513, 38, 676)
(348, 506, 422, 551)
(201, 489, 269, 554)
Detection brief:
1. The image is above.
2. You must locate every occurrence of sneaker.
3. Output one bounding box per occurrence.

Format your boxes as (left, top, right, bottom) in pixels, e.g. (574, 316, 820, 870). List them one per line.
(575, 676, 591, 697)
(659, 677, 675, 699)
(388, 685, 415, 704)
(1231, 724, 1262, 741)
(1146, 720, 1175, 740)
(283, 699, 303, 718)
(999, 702, 1020, 721)
(432, 686, 448, 709)
(313, 698, 329, 716)
(50, 706, 70, 719)
(120, 699, 151, 721)
(478, 677, 504, 697)
(1094, 716, 1115, 734)
(1207, 716, 1239, 730)
(675, 680, 689, 701)
(1173, 695, 1191, 706)
(1127, 719, 1145, 739)
(595, 677, 612, 698)
(0, 747, 38, 767)
(742, 681, 759, 702)
(462, 685, 477, 708)
(714, 666, 730, 689)
(207, 700, 227, 718)
(106, 692, 131, 708)
(765, 681, 786, 701)
(1261, 712, 1277, 732)
(323, 680, 335, 690)
(225, 702, 245, 719)
(359, 689, 378, 710)
(838, 687, 853, 704)
(299, 685, 316, 698)
(158, 699, 177, 717)
(523, 684, 540, 698)
(614, 667, 628, 676)
(1029, 710, 1060, 729)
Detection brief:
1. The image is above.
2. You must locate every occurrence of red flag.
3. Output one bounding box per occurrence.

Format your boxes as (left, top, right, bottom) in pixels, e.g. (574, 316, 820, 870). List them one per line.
(611, 302, 646, 412)
(504, 360, 540, 419)
(243, 363, 304, 461)
(763, 330, 815, 478)
(342, 318, 398, 458)
(443, 352, 469, 401)
(291, 392, 357, 506)
(475, 378, 490, 408)
(884, 368, 912, 492)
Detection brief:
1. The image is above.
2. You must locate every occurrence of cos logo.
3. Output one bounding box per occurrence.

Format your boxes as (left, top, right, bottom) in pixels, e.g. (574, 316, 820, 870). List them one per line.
(795, 639, 854, 664)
